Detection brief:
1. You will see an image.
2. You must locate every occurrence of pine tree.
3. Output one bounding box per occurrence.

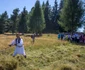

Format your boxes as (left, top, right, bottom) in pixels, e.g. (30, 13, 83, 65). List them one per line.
(0, 17, 4, 34)
(10, 8, 19, 34)
(5, 18, 11, 32)
(44, 0, 52, 32)
(42, 1, 46, 13)
(18, 7, 28, 34)
(58, 0, 84, 32)
(51, 0, 59, 32)
(29, 0, 45, 34)
(83, 1, 85, 31)
(58, 0, 65, 32)
(0, 11, 8, 34)
(28, 7, 35, 21)
(59, 0, 64, 11)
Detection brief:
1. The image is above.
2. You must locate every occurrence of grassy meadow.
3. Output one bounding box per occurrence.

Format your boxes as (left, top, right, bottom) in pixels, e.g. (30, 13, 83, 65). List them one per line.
(0, 34, 85, 70)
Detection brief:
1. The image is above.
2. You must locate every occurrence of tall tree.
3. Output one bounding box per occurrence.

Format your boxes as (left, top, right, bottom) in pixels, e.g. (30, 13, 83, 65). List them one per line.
(59, 0, 64, 11)
(29, 0, 45, 34)
(0, 16, 4, 34)
(51, 0, 59, 32)
(28, 7, 35, 32)
(29, 7, 34, 16)
(58, 0, 65, 32)
(83, 0, 85, 32)
(10, 8, 19, 33)
(5, 18, 11, 32)
(58, 0, 84, 32)
(42, 1, 46, 13)
(18, 7, 28, 34)
(28, 7, 35, 22)
(44, 0, 52, 32)
(0, 11, 8, 34)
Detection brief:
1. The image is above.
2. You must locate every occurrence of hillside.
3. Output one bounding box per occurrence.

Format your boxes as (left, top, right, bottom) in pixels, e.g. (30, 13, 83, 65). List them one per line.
(0, 34, 85, 70)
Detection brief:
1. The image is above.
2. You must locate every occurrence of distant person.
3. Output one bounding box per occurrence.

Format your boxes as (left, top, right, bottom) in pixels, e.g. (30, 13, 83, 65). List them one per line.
(67, 34, 71, 41)
(61, 33, 64, 40)
(9, 33, 26, 58)
(71, 33, 75, 42)
(83, 35, 85, 43)
(74, 33, 78, 42)
(31, 34, 36, 44)
(79, 35, 83, 43)
(76, 34, 80, 43)
(58, 33, 61, 40)
(63, 34, 67, 40)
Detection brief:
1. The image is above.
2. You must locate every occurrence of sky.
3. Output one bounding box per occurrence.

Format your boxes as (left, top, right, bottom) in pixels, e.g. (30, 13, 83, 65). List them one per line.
(0, 0, 84, 32)
(0, 0, 60, 16)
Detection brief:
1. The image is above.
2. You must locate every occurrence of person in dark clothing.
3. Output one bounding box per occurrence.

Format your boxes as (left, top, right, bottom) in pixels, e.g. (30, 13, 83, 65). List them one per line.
(31, 34, 36, 44)
(61, 33, 64, 40)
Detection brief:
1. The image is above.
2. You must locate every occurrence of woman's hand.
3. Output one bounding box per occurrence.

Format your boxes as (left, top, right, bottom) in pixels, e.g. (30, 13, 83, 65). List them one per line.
(14, 44, 17, 46)
(9, 44, 12, 47)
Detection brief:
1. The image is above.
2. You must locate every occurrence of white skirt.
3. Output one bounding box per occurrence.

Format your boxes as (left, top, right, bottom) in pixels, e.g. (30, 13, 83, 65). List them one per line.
(13, 46, 26, 56)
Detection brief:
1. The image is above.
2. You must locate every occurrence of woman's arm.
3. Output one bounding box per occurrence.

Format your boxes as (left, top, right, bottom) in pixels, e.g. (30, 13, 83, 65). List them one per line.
(9, 40, 16, 46)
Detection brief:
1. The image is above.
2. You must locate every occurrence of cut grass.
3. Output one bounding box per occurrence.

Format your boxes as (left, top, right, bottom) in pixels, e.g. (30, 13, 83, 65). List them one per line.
(0, 34, 85, 70)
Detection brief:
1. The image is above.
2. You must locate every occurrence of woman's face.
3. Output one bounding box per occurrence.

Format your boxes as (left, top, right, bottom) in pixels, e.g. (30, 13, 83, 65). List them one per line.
(16, 34, 20, 38)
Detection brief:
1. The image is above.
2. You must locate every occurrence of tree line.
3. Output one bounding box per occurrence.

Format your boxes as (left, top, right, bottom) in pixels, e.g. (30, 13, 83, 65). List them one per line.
(0, 0, 84, 34)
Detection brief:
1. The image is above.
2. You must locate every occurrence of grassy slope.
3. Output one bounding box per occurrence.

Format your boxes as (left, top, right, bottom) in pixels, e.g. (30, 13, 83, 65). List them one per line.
(0, 34, 85, 70)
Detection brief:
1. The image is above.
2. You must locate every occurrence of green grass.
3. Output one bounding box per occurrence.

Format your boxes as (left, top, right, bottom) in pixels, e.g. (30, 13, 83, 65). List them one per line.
(0, 34, 85, 70)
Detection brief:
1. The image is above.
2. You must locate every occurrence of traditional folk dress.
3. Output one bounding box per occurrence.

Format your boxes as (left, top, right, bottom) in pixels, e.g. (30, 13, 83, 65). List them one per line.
(80, 35, 83, 43)
(10, 38, 26, 56)
(83, 36, 85, 43)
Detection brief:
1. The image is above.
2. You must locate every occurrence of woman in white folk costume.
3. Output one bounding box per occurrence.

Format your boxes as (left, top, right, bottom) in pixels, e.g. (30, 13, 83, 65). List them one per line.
(9, 33, 26, 58)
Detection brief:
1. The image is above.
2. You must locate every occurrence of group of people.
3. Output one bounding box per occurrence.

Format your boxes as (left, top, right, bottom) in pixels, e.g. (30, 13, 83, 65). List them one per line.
(58, 32, 85, 43)
(8, 32, 85, 58)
